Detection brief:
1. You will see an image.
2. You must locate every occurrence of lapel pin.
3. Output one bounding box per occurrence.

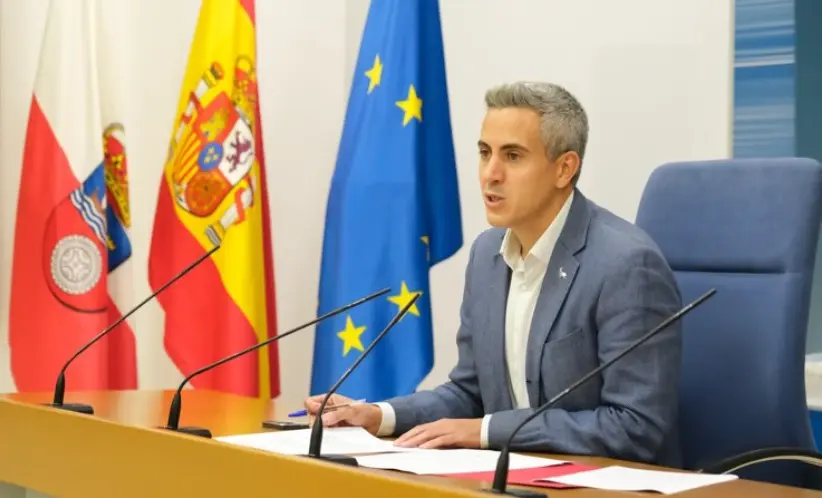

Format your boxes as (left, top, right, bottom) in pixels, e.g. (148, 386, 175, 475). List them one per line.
(559, 267, 567, 279)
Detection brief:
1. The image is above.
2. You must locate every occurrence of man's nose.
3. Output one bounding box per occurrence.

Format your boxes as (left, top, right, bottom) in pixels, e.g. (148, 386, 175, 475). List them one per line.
(482, 157, 504, 184)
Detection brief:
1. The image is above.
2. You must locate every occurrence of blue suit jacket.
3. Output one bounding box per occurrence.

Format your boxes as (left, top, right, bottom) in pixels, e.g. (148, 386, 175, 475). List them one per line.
(385, 189, 683, 466)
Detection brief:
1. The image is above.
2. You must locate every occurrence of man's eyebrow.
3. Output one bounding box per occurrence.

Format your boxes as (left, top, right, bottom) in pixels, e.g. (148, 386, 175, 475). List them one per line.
(500, 143, 529, 153)
(477, 140, 530, 153)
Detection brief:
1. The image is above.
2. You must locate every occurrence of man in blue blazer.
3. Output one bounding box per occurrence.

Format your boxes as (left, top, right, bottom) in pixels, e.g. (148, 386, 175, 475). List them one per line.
(304, 81, 683, 466)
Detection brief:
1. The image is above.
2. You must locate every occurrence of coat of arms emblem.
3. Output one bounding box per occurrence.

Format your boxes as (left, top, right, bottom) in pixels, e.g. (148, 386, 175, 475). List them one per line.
(167, 55, 258, 246)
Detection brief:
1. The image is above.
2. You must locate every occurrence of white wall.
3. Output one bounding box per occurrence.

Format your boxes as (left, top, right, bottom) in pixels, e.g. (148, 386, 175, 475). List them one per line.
(0, 0, 733, 405)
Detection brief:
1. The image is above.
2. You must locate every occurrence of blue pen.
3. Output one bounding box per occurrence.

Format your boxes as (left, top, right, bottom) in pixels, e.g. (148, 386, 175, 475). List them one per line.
(288, 399, 366, 418)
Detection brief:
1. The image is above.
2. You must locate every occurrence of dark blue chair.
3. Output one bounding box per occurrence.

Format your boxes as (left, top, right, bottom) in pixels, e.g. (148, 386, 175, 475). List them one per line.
(635, 158, 822, 489)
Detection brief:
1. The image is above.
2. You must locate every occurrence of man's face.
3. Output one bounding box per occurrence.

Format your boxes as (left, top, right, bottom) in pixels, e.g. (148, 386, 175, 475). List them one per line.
(478, 107, 565, 231)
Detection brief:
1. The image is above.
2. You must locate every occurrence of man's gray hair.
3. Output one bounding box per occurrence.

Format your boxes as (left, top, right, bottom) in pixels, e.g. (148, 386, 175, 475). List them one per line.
(484, 81, 588, 184)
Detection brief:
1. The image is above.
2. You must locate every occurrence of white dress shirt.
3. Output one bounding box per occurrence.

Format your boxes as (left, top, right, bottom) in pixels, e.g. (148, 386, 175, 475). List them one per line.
(375, 191, 574, 447)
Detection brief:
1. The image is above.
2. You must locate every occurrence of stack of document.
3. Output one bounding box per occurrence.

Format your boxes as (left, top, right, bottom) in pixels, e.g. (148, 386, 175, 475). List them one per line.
(217, 428, 738, 493)
(216, 427, 562, 474)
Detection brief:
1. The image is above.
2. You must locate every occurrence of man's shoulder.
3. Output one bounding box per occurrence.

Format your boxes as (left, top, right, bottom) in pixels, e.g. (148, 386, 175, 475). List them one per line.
(580, 199, 677, 292)
(585, 200, 668, 265)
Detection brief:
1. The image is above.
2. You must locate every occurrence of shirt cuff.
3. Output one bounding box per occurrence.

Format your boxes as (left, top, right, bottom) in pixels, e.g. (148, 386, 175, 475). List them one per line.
(374, 402, 396, 436)
(481, 414, 492, 449)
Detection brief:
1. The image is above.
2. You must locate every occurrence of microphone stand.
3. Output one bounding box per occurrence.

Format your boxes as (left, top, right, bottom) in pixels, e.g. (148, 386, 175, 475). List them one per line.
(44, 244, 220, 415)
(161, 287, 390, 438)
(487, 288, 716, 496)
(305, 293, 420, 466)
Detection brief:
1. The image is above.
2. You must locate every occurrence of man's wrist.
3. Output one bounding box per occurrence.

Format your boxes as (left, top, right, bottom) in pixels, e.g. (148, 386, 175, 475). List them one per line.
(480, 414, 491, 449)
(373, 402, 396, 436)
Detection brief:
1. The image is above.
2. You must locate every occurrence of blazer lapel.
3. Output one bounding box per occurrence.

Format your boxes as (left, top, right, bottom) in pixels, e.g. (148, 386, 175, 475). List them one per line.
(488, 251, 514, 411)
(525, 190, 591, 406)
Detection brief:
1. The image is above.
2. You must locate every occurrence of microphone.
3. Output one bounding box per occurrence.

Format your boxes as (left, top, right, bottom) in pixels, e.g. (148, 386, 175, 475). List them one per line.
(487, 288, 717, 497)
(161, 287, 391, 439)
(306, 292, 421, 467)
(44, 244, 221, 415)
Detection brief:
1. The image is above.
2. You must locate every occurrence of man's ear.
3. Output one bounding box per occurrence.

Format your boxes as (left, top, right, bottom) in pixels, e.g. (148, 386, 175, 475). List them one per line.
(555, 151, 580, 189)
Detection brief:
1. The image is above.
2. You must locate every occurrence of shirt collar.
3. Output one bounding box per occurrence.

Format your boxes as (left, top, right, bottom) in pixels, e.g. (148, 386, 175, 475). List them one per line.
(500, 190, 574, 269)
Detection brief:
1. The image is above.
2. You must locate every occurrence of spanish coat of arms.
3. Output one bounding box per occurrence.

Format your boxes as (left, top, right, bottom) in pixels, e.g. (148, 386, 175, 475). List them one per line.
(167, 55, 259, 247)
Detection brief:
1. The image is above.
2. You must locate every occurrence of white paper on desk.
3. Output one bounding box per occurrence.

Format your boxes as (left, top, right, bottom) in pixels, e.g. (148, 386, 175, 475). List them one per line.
(355, 448, 565, 475)
(540, 465, 738, 494)
(216, 427, 413, 455)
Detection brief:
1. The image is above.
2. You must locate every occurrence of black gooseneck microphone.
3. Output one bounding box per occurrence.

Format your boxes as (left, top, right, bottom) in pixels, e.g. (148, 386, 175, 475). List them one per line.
(487, 288, 717, 497)
(44, 244, 221, 415)
(305, 292, 421, 467)
(162, 287, 391, 439)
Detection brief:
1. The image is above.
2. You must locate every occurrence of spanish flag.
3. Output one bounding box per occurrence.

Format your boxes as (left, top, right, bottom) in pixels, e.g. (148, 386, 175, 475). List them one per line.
(148, 0, 279, 398)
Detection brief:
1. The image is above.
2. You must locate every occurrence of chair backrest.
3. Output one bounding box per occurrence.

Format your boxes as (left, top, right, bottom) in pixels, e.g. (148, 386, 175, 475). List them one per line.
(635, 158, 822, 488)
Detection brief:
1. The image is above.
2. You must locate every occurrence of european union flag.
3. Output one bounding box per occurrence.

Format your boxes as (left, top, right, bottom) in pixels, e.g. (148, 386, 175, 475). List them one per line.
(310, 0, 462, 402)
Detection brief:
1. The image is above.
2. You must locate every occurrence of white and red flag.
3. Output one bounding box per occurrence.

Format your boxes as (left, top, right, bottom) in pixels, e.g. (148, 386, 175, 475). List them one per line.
(8, 0, 137, 391)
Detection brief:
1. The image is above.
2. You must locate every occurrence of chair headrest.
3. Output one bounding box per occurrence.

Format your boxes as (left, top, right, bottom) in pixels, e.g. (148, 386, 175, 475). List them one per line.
(636, 158, 822, 273)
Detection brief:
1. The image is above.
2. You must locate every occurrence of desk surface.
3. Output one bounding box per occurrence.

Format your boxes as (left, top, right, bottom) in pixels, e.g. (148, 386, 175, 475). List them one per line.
(5, 389, 821, 497)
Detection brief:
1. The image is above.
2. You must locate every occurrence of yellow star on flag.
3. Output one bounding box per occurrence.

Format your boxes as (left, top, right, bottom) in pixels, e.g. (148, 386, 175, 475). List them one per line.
(388, 281, 422, 317)
(365, 54, 383, 94)
(337, 316, 366, 356)
(396, 84, 422, 126)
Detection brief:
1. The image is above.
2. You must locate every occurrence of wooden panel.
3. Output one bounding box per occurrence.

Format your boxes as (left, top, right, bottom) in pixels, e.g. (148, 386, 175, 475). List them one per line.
(0, 392, 482, 498)
(2, 390, 822, 497)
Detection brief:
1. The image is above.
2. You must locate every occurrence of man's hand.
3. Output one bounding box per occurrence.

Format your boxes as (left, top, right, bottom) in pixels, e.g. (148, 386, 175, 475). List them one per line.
(393, 419, 482, 449)
(302, 393, 383, 435)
